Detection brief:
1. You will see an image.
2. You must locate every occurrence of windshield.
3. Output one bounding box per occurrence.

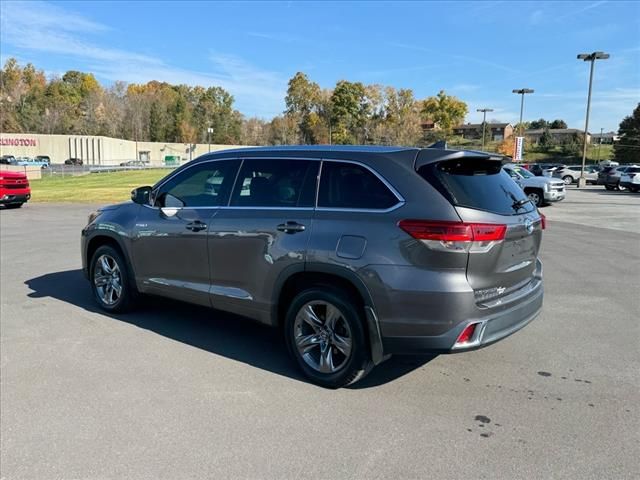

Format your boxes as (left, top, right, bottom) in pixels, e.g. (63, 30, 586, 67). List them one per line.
(419, 159, 535, 215)
(513, 166, 535, 178)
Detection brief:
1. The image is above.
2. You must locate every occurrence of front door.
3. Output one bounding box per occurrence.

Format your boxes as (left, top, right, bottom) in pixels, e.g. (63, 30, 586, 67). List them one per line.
(207, 157, 319, 323)
(131, 159, 240, 306)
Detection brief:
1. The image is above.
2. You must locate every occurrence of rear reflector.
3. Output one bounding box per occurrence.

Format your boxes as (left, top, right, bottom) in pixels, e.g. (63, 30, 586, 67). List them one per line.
(398, 220, 507, 242)
(456, 323, 477, 345)
(538, 212, 546, 230)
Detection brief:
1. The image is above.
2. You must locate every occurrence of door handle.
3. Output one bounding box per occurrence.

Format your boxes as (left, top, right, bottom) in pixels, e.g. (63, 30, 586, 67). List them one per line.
(277, 221, 306, 234)
(186, 220, 207, 232)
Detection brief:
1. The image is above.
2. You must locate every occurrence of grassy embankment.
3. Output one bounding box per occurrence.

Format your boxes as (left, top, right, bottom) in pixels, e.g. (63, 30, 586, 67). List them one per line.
(30, 169, 168, 203)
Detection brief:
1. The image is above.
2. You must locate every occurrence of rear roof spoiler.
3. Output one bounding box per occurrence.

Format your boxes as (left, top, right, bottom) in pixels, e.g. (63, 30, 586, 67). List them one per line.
(415, 148, 506, 170)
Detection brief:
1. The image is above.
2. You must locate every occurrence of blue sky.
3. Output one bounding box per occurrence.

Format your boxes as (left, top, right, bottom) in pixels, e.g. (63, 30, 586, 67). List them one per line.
(1, 0, 638, 131)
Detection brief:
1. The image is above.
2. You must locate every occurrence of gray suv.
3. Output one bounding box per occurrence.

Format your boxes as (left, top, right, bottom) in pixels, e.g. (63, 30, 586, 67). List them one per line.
(81, 146, 544, 388)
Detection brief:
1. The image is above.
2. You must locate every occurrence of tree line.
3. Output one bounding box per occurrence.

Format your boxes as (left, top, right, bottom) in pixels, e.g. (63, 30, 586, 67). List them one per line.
(0, 59, 468, 146)
(1, 58, 636, 162)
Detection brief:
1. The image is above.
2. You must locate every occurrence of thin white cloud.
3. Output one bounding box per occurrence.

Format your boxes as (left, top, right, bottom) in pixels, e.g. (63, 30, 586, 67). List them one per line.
(0, 0, 287, 117)
(388, 42, 520, 74)
(555, 0, 608, 21)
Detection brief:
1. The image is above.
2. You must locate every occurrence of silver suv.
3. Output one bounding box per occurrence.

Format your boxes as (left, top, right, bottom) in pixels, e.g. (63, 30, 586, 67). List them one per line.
(82, 146, 544, 388)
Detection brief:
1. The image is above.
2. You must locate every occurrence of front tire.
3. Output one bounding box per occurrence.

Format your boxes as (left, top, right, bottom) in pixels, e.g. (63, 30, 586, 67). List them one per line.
(562, 175, 573, 185)
(90, 245, 136, 313)
(284, 288, 371, 388)
(526, 189, 543, 207)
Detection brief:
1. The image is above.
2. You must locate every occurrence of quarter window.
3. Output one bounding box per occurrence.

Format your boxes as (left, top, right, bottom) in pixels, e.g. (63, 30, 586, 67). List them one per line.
(230, 159, 318, 208)
(155, 159, 240, 208)
(318, 161, 399, 210)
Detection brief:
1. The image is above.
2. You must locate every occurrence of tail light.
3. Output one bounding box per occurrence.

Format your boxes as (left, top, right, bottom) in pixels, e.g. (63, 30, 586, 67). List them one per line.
(398, 220, 506, 253)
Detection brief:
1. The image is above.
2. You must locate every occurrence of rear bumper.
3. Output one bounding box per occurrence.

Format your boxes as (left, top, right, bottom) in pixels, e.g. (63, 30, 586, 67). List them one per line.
(378, 261, 544, 355)
(0, 193, 30, 205)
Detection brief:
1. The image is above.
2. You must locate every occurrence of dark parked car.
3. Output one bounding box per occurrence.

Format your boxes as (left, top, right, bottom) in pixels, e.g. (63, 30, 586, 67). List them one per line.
(64, 157, 83, 165)
(529, 163, 566, 177)
(599, 165, 636, 190)
(119, 160, 147, 167)
(81, 146, 544, 388)
(1, 155, 16, 165)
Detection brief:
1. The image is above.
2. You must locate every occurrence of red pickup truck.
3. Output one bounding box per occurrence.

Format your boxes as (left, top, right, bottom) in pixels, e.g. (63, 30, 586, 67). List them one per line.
(0, 170, 31, 208)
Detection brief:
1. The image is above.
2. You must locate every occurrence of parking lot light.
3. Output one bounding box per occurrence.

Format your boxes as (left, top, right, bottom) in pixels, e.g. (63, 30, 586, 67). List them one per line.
(576, 52, 609, 188)
(477, 108, 494, 151)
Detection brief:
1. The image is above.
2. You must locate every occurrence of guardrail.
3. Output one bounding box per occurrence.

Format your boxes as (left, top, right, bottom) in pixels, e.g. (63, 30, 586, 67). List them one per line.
(38, 164, 178, 177)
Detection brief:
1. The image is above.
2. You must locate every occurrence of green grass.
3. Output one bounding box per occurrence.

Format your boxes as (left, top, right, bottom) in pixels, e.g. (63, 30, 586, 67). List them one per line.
(30, 169, 170, 203)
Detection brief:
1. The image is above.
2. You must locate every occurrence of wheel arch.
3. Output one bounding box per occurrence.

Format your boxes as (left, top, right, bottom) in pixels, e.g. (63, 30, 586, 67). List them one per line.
(272, 263, 384, 365)
(86, 232, 137, 290)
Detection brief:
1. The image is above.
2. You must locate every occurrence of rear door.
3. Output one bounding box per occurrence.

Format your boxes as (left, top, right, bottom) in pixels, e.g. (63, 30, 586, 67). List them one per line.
(417, 158, 542, 305)
(206, 157, 319, 323)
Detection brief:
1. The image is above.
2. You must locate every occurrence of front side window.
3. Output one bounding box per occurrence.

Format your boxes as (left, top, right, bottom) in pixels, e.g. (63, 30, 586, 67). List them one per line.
(318, 161, 399, 210)
(155, 159, 240, 208)
(230, 158, 318, 208)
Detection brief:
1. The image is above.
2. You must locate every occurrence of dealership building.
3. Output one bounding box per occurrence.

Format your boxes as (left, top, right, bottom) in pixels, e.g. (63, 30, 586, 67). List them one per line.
(0, 132, 243, 166)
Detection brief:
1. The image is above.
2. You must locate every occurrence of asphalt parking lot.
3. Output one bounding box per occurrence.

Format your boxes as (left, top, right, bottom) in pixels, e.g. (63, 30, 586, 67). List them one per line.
(1, 188, 639, 479)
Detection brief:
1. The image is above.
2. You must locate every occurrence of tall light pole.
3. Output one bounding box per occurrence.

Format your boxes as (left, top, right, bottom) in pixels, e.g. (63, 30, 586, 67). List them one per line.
(207, 127, 213, 152)
(477, 108, 494, 151)
(512, 88, 534, 136)
(596, 127, 604, 163)
(576, 51, 609, 188)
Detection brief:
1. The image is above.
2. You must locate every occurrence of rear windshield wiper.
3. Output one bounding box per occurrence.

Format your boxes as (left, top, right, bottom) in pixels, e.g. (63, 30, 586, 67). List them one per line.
(512, 198, 530, 211)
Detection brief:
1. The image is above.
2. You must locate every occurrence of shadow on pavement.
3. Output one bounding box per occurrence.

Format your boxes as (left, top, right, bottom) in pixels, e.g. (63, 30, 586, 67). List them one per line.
(25, 269, 434, 388)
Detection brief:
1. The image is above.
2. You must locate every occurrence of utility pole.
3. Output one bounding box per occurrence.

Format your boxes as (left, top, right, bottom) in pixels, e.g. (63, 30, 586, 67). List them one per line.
(477, 108, 494, 151)
(576, 51, 609, 187)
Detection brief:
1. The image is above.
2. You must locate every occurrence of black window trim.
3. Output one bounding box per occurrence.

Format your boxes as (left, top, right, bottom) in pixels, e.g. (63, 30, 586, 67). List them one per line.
(148, 156, 405, 212)
(316, 158, 405, 213)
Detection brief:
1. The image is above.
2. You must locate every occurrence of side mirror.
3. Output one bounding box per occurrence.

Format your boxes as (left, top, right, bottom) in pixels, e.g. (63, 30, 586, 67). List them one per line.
(131, 186, 152, 205)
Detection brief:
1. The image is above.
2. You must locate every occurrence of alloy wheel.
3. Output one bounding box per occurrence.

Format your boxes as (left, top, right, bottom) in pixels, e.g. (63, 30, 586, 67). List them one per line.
(293, 301, 353, 374)
(93, 254, 123, 306)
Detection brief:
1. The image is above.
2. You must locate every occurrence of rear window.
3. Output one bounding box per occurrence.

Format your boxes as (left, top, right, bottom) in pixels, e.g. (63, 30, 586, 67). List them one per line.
(418, 159, 535, 215)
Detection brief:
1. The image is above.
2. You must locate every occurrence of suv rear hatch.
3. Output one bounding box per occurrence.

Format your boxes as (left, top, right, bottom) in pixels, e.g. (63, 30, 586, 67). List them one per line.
(413, 152, 543, 307)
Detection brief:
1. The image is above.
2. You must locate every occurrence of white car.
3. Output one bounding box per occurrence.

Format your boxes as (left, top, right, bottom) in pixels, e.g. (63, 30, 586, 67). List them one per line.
(619, 166, 640, 192)
(553, 165, 599, 185)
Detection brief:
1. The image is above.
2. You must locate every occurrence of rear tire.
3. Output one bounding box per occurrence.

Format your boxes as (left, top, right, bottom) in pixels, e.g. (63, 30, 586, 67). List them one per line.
(605, 185, 614, 191)
(562, 175, 573, 185)
(90, 245, 136, 313)
(284, 288, 371, 388)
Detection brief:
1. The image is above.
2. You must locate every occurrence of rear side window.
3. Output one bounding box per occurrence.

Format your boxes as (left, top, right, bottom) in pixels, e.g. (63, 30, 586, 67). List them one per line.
(318, 161, 399, 210)
(230, 158, 318, 208)
(418, 159, 535, 215)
